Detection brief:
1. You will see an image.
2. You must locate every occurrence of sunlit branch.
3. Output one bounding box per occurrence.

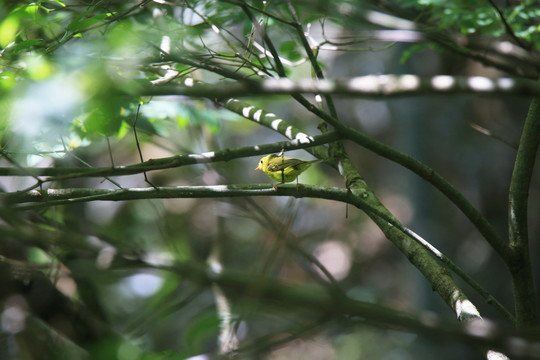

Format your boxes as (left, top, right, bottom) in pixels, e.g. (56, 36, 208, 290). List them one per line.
(219, 98, 331, 161)
(364, 202, 514, 323)
(143, 75, 540, 98)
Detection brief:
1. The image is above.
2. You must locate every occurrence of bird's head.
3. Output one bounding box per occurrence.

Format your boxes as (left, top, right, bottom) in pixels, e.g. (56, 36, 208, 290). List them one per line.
(255, 154, 278, 171)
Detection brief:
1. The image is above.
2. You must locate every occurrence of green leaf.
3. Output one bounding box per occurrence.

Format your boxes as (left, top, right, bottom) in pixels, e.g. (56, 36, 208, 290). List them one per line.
(280, 40, 297, 53)
(0, 71, 17, 90)
(176, 113, 190, 129)
(13, 39, 42, 54)
(182, 310, 219, 356)
(0, 16, 19, 48)
(200, 109, 220, 133)
(83, 108, 123, 137)
(78, 94, 133, 138)
(26, 55, 54, 80)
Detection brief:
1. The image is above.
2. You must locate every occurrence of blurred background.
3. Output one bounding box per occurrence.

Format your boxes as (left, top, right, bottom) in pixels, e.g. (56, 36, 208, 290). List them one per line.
(0, 0, 539, 359)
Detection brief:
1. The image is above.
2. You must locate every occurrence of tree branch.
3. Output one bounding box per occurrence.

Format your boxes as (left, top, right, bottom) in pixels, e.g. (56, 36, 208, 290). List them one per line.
(142, 75, 540, 99)
(149, 260, 537, 358)
(0, 133, 339, 179)
(214, 90, 509, 263)
(3, 183, 512, 322)
(363, 0, 539, 78)
(286, 0, 340, 120)
(486, 0, 531, 50)
(508, 97, 540, 328)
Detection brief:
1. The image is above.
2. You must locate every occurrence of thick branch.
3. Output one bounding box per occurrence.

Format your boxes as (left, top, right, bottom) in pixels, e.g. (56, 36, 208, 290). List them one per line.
(220, 98, 331, 161)
(508, 97, 540, 328)
(342, 126, 510, 262)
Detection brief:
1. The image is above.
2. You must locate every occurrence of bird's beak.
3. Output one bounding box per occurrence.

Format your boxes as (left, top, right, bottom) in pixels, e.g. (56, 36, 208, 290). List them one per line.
(255, 166, 261, 171)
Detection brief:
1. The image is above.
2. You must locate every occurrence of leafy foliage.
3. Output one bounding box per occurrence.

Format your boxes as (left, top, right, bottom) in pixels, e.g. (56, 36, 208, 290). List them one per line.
(397, 0, 540, 48)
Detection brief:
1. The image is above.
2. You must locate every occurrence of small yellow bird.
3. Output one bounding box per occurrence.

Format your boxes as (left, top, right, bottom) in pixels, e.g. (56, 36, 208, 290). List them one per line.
(255, 154, 321, 188)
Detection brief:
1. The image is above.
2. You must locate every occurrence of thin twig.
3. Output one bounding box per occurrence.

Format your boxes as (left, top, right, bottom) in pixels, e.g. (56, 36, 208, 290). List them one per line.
(133, 103, 157, 189)
(487, 0, 531, 49)
(106, 137, 115, 167)
(0, 149, 44, 192)
(59, 138, 122, 189)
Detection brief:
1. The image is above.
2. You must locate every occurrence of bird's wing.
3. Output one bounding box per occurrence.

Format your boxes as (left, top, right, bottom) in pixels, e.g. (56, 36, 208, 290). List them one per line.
(267, 158, 305, 172)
